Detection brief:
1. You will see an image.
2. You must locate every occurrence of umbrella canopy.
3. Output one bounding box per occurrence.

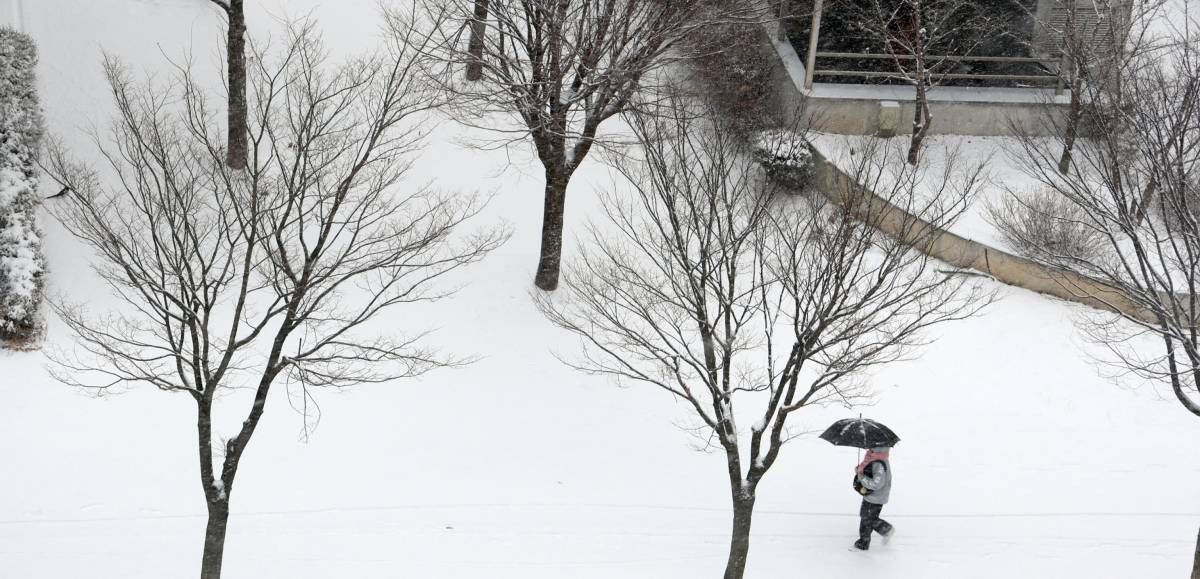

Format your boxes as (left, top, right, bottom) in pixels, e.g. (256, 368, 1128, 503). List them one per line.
(819, 418, 900, 449)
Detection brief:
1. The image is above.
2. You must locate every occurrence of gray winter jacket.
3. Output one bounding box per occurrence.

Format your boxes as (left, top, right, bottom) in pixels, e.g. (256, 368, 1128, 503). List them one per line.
(859, 451, 892, 505)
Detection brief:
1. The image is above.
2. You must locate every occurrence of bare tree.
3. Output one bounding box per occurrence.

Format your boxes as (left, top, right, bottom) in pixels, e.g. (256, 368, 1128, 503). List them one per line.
(854, 0, 998, 165)
(205, 0, 248, 169)
(415, 0, 756, 291)
(1007, 6, 1200, 575)
(1034, 0, 1159, 174)
(1030, 0, 1171, 228)
(537, 96, 987, 579)
(42, 21, 504, 579)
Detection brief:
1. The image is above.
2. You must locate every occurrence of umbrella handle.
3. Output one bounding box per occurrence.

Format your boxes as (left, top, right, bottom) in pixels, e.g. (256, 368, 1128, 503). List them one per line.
(854, 410, 864, 470)
(857, 412, 863, 465)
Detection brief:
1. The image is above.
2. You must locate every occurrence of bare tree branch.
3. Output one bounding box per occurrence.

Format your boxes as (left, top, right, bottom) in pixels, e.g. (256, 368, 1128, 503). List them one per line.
(1005, 7, 1200, 571)
(537, 92, 988, 579)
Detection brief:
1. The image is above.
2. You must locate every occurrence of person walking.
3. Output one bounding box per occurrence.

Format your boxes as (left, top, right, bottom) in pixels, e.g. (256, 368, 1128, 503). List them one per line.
(818, 417, 900, 551)
(852, 446, 894, 551)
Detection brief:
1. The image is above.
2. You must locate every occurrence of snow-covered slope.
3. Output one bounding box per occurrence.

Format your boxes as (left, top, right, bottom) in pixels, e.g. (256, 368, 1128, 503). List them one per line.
(1, 1, 1198, 578)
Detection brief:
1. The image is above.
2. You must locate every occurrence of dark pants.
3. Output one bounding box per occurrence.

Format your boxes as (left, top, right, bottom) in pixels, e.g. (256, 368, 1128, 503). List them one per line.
(857, 500, 892, 548)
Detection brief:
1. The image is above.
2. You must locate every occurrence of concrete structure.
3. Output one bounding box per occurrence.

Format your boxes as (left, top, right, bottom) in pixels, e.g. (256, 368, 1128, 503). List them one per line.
(769, 0, 1090, 137)
(763, 28, 1068, 136)
(752, 3, 1149, 320)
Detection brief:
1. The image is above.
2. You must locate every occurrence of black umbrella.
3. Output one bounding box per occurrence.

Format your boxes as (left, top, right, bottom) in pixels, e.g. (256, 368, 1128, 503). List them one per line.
(819, 417, 900, 449)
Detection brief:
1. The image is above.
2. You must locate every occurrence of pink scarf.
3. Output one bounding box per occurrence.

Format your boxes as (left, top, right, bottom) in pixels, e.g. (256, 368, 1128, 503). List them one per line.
(856, 450, 889, 475)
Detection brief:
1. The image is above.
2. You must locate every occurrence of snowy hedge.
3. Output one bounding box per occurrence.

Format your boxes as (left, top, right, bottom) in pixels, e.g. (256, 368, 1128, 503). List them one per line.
(0, 27, 46, 345)
(751, 129, 815, 190)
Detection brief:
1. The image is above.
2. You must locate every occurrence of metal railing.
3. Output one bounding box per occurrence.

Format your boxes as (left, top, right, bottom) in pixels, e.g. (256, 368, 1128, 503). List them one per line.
(794, 0, 1069, 95)
(807, 51, 1065, 91)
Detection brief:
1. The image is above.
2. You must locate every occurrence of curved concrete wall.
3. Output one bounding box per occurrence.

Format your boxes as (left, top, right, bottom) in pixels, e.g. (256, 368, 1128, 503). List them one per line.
(808, 152, 1153, 322)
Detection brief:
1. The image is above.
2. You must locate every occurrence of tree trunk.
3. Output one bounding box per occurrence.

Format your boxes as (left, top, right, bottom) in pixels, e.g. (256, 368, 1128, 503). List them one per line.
(534, 170, 569, 291)
(722, 492, 756, 579)
(1059, 75, 1083, 174)
(907, 103, 925, 166)
(465, 0, 490, 81)
(908, 81, 929, 166)
(225, 0, 248, 169)
(1133, 178, 1157, 226)
(200, 499, 230, 579)
(1191, 525, 1200, 579)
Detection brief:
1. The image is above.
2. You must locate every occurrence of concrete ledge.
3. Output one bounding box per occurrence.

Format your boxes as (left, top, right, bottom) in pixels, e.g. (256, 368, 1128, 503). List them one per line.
(805, 95, 1065, 137)
(809, 83, 1068, 104)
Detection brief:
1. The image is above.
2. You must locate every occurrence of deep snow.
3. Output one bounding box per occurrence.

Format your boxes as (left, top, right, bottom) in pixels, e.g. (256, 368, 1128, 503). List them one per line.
(1, 1, 1199, 578)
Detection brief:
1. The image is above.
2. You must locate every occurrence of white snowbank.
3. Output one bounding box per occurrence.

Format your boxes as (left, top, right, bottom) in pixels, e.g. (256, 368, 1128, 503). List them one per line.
(0, 3, 1198, 579)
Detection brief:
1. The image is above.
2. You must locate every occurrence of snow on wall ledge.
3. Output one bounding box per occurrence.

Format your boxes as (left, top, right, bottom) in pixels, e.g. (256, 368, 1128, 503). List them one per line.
(0, 25, 46, 347)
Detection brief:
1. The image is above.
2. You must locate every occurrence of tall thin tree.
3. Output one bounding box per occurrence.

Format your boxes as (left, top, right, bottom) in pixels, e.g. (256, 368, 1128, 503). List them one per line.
(855, 0, 997, 165)
(1035, 0, 1155, 175)
(43, 21, 503, 579)
(538, 95, 988, 579)
(417, 0, 756, 290)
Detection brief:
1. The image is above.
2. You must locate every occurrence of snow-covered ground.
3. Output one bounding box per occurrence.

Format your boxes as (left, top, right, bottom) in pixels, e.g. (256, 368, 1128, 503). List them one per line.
(2, 1, 1199, 578)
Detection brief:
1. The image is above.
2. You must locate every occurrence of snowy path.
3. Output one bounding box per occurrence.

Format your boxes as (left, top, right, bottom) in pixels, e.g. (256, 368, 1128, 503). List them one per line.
(1, 502, 1193, 578)
(2, 1, 1199, 578)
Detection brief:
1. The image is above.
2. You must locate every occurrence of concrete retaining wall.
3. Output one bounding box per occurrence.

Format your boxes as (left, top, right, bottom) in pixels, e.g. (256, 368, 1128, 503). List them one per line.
(808, 153, 1153, 322)
(804, 92, 1066, 137)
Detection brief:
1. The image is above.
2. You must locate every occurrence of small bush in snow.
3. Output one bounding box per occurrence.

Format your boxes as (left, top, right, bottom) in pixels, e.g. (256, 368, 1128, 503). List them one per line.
(751, 129, 815, 190)
(986, 187, 1105, 271)
(0, 27, 46, 345)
